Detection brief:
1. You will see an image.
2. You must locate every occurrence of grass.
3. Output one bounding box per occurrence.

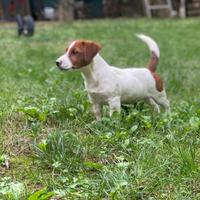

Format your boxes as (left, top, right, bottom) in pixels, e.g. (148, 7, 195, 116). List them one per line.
(0, 18, 200, 199)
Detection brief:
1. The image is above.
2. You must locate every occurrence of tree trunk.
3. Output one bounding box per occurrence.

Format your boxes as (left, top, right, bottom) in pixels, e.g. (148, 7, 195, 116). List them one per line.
(179, 0, 186, 18)
(58, 0, 74, 21)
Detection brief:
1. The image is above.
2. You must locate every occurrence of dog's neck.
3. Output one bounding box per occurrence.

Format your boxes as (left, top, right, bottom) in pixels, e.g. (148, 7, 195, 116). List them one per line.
(79, 54, 109, 87)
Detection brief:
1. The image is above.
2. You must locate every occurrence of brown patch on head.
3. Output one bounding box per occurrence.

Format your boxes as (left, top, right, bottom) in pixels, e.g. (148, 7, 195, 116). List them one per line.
(151, 72, 163, 92)
(67, 40, 101, 68)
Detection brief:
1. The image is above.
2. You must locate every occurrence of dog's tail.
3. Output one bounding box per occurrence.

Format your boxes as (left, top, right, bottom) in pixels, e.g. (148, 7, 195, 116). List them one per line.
(137, 34, 160, 72)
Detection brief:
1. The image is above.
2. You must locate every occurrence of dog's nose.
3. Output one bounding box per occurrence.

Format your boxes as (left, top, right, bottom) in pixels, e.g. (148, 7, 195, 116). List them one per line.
(56, 61, 60, 67)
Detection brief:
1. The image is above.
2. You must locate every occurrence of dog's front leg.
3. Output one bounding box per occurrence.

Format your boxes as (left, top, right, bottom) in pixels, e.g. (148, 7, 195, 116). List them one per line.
(108, 96, 121, 117)
(92, 103, 101, 120)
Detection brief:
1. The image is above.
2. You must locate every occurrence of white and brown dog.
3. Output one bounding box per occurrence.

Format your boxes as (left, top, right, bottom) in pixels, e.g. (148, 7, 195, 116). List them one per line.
(56, 35, 169, 120)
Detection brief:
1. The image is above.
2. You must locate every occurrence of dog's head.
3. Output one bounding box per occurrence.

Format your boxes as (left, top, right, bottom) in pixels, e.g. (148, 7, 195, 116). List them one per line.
(56, 40, 101, 71)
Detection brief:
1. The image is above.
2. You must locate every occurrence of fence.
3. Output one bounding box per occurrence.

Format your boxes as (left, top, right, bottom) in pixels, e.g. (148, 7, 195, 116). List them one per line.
(0, 0, 199, 21)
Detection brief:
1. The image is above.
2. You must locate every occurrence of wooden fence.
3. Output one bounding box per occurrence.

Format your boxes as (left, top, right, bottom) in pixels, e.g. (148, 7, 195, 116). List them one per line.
(0, 0, 200, 21)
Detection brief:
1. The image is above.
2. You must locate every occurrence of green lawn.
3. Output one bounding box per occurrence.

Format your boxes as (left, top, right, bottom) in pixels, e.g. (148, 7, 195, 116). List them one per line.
(0, 19, 200, 199)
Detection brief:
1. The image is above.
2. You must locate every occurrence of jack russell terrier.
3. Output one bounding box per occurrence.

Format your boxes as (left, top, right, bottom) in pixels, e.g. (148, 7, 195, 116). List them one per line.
(56, 34, 170, 120)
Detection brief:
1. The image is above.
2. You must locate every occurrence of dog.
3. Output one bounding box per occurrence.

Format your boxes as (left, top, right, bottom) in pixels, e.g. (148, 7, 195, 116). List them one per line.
(56, 34, 169, 120)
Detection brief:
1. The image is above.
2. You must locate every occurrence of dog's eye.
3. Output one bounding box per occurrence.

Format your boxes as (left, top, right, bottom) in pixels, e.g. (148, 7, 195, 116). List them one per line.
(71, 50, 78, 55)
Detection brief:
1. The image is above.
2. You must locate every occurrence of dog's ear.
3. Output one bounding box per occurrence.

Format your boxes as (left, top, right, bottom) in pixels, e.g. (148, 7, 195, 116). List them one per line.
(83, 41, 101, 64)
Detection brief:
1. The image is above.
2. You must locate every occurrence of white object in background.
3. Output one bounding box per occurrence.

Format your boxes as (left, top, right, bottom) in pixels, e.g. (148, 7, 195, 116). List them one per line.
(143, 0, 174, 18)
(43, 7, 55, 20)
(179, 0, 186, 18)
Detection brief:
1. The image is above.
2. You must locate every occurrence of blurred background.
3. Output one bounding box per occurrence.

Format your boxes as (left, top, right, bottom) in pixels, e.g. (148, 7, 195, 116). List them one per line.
(0, 0, 199, 21)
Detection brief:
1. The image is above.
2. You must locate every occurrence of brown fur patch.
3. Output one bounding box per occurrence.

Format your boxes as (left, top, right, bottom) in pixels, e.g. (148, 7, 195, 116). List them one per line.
(146, 51, 163, 92)
(151, 72, 163, 92)
(147, 51, 158, 72)
(67, 40, 101, 68)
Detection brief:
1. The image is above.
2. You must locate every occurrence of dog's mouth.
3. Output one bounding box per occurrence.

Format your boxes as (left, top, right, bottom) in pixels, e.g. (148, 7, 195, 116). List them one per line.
(57, 65, 74, 71)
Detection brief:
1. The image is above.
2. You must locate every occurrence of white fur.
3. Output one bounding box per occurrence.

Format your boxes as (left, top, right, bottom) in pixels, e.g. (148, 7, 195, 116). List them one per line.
(137, 34, 160, 58)
(56, 35, 169, 120)
(56, 41, 76, 70)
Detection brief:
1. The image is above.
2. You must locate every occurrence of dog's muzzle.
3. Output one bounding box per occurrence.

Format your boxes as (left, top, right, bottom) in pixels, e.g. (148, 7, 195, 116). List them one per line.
(56, 61, 65, 71)
(56, 61, 61, 67)
(56, 61, 74, 71)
